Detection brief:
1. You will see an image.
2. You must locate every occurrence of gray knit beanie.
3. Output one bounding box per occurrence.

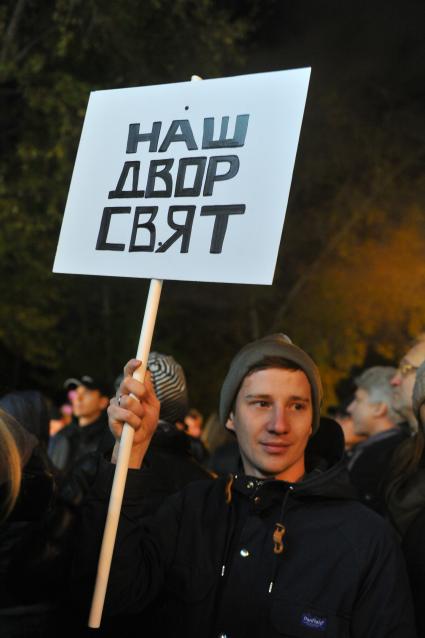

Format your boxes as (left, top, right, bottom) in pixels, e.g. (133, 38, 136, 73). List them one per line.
(219, 334, 323, 433)
(413, 360, 425, 420)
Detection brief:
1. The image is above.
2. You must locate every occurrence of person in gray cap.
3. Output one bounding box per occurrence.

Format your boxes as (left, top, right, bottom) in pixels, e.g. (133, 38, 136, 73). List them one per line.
(73, 335, 416, 638)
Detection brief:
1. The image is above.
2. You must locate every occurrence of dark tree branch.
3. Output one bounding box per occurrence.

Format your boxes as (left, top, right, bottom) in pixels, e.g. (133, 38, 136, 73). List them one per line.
(269, 151, 425, 333)
(0, 0, 28, 66)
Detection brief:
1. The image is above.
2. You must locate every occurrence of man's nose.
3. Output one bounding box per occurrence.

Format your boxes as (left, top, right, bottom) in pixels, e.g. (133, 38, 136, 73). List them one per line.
(268, 406, 289, 433)
(347, 400, 354, 414)
(391, 371, 401, 386)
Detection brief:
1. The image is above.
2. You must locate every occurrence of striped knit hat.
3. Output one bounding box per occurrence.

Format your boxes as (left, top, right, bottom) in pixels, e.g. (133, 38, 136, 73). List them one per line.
(148, 352, 188, 424)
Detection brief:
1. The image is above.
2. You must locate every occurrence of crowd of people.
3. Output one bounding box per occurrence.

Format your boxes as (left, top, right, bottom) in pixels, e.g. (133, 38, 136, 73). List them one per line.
(1, 333, 425, 637)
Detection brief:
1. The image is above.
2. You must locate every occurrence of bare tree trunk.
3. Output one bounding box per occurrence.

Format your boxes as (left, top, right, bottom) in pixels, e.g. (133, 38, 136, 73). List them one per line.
(102, 283, 113, 383)
(0, 0, 28, 67)
(249, 294, 260, 340)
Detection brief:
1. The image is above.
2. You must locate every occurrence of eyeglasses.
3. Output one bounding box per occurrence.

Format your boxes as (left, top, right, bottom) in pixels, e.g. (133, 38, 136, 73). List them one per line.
(398, 362, 418, 377)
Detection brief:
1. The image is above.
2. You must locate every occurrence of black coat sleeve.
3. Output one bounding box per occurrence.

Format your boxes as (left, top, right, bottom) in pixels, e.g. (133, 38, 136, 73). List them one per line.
(72, 457, 184, 619)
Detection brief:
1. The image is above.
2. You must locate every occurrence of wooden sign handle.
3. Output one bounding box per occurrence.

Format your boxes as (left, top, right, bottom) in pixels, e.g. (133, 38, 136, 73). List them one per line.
(88, 278, 163, 628)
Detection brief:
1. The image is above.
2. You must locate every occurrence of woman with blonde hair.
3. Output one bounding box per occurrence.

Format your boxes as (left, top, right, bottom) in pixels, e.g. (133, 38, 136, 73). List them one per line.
(0, 412, 22, 524)
(0, 397, 101, 637)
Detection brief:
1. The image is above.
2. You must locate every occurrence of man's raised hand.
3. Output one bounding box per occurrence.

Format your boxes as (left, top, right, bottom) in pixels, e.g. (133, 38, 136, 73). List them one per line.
(108, 359, 160, 468)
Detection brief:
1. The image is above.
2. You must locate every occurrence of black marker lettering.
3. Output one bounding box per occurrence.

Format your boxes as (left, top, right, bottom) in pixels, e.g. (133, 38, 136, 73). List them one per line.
(203, 155, 240, 196)
(200, 204, 246, 254)
(158, 120, 198, 152)
(145, 159, 174, 198)
(202, 114, 249, 149)
(126, 122, 161, 153)
(156, 206, 195, 253)
(96, 207, 131, 251)
(129, 207, 158, 252)
(175, 157, 207, 197)
(108, 161, 145, 199)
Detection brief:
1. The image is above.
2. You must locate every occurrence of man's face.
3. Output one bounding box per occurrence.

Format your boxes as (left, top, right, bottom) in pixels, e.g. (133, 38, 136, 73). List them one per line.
(335, 414, 367, 450)
(227, 367, 313, 482)
(185, 415, 203, 438)
(72, 385, 107, 423)
(347, 388, 376, 436)
(391, 341, 425, 420)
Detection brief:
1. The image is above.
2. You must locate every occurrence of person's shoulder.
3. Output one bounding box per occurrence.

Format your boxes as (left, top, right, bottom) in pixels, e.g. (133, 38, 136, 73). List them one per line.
(175, 473, 225, 503)
(335, 498, 388, 522)
(366, 429, 407, 453)
(48, 423, 77, 459)
(329, 499, 398, 550)
(51, 421, 79, 441)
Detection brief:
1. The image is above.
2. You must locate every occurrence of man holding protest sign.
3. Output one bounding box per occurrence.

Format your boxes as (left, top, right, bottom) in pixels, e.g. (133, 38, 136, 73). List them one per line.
(76, 334, 415, 637)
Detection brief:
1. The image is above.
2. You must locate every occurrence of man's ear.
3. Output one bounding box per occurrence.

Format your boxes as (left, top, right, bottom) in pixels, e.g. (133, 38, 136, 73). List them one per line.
(100, 396, 110, 411)
(373, 401, 387, 418)
(226, 412, 235, 432)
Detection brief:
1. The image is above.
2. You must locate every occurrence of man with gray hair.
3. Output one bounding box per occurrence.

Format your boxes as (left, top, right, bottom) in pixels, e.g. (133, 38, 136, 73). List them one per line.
(347, 366, 408, 514)
(391, 333, 425, 431)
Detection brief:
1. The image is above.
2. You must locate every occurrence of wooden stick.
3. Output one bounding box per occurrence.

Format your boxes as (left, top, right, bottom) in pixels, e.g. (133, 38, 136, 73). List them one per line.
(88, 278, 163, 628)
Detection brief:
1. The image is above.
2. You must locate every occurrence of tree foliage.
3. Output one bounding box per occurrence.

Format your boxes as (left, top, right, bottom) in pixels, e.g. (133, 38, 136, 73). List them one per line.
(0, 0, 257, 394)
(0, 0, 424, 413)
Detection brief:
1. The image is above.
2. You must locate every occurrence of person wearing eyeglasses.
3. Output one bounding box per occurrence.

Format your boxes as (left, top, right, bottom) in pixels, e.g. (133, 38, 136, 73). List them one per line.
(386, 359, 425, 636)
(390, 334, 425, 432)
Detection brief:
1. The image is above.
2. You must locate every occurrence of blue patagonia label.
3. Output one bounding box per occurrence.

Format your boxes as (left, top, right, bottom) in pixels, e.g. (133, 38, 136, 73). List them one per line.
(301, 612, 327, 631)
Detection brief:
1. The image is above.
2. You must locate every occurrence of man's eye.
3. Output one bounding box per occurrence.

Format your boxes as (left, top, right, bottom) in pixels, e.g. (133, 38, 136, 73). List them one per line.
(292, 403, 306, 411)
(252, 400, 270, 408)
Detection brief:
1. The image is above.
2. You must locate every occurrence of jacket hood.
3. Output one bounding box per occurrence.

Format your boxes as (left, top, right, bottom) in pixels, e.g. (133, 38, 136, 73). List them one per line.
(151, 420, 192, 453)
(0, 391, 50, 448)
(294, 416, 356, 500)
(233, 417, 356, 502)
(0, 411, 38, 485)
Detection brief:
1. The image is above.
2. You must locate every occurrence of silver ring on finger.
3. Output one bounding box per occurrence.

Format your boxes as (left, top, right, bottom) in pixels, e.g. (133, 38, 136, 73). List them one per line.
(118, 394, 123, 407)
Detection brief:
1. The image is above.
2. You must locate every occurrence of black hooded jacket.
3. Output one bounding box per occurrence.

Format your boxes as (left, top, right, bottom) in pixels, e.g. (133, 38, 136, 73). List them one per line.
(75, 422, 416, 638)
(48, 411, 114, 475)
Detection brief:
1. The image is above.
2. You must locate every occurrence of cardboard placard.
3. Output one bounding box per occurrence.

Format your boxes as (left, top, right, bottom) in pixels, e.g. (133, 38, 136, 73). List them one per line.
(54, 68, 310, 285)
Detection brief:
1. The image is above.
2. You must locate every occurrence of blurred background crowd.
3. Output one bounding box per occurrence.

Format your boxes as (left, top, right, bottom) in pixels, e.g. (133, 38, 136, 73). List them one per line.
(2, 334, 425, 635)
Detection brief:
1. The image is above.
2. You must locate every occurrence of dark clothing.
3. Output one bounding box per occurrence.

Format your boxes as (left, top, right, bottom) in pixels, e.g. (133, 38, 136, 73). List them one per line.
(0, 445, 56, 606)
(0, 392, 104, 638)
(1, 449, 100, 600)
(82, 421, 212, 638)
(188, 434, 210, 466)
(385, 447, 425, 638)
(137, 420, 212, 516)
(403, 506, 425, 638)
(75, 441, 416, 637)
(48, 412, 113, 474)
(208, 439, 241, 475)
(347, 427, 408, 514)
(386, 465, 425, 537)
(0, 446, 100, 638)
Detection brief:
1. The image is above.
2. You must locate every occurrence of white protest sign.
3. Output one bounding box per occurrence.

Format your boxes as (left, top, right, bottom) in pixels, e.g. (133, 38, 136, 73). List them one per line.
(53, 68, 310, 285)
